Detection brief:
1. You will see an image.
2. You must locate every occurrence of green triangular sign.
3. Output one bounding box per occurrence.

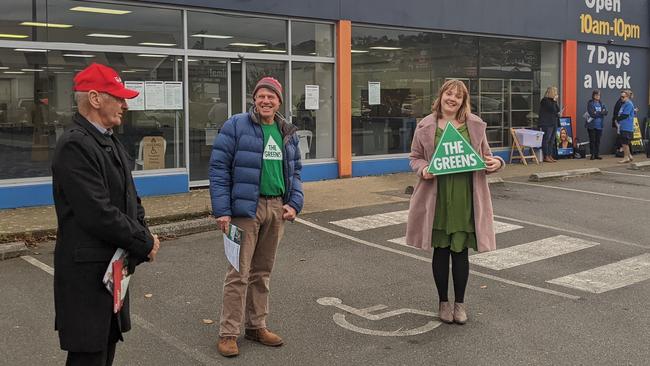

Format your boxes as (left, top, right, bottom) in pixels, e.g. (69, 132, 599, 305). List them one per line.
(427, 122, 486, 175)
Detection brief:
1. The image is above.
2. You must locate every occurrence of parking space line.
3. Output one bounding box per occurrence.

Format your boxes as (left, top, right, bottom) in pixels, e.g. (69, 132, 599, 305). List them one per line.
(547, 253, 650, 293)
(330, 210, 409, 231)
(469, 235, 599, 270)
(493, 215, 648, 250)
(19, 255, 221, 365)
(21, 256, 54, 275)
(296, 218, 580, 300)
(602, 171, 650, 178)
(503, 180, 650, 203)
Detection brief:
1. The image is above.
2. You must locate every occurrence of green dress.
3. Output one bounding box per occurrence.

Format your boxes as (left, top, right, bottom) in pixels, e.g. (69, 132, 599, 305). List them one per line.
(431, 124, 478, 252)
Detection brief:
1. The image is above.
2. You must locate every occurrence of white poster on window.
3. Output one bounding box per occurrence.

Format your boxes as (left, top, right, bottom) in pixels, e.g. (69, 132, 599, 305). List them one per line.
(305, 84, 319, 110)
(124, 81, 145, 111)
(145, 81, 165, 110)
(368, 81, 381, 105)
(164, 81, 183, 110)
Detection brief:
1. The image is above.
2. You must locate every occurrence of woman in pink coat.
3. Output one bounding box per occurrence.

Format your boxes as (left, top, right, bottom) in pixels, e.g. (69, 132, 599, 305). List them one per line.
(405, 79, 504, 325)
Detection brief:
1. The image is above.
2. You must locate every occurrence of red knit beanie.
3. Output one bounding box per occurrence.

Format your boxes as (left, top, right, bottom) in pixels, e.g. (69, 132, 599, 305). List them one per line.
(253, 77, 283, 104)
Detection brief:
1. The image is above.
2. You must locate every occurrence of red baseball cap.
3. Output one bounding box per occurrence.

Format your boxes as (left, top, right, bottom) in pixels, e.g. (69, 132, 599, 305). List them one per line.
(73, 63, 139, 99)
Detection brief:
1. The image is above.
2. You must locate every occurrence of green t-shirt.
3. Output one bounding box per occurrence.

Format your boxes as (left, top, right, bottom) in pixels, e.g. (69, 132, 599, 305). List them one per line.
(259, 122, 286, 196)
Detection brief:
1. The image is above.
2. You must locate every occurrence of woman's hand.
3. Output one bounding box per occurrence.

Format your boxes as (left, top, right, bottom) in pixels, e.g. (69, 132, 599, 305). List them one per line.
(484, 156, 502, 173)
(421, 169, 435, 180)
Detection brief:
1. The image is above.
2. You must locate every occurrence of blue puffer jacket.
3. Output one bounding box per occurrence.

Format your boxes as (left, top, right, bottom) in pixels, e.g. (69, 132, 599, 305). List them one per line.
(209, 107, 304, 218)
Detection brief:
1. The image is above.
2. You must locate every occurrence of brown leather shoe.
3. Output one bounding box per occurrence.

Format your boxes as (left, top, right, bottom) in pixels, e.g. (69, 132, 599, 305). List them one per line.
(244, 328, 284, 346)
(454, 303, 468, 325)
(217, 336, 239, 357)
(438, 301, 454, 324)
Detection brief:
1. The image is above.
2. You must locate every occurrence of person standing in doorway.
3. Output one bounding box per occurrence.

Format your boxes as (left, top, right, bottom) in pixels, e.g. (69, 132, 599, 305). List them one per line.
(538, 86, 561, 163)
(586, 90, 607, 160)
(209, 77, 304, 357)
(405, 79, 504, 325)
(51, 63, 160, 366)
(616, 89, 636, 163)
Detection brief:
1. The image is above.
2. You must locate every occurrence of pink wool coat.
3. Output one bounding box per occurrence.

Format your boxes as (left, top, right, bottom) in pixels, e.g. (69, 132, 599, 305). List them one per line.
(405, 113, 504, 253)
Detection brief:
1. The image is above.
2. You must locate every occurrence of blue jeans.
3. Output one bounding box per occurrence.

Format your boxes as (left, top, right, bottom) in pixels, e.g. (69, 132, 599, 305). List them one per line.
(540, 126, 556, 158)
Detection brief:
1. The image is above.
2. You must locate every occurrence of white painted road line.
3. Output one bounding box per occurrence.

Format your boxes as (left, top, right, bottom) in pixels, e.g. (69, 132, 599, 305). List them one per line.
(388, 220, 523, 246)
(547, 253, 650, 294)
(330, 210, 409, 231)
(504, 180, 650, 203)
(20, 256, 220, 365)
(494, 214, 648, 250)
(469, 235, 599, 270)
(602, 171, 650, 178)
(296, 218, 580, 300)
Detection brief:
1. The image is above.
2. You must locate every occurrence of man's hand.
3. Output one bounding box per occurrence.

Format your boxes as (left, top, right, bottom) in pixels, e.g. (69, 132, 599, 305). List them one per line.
(148, 234, 160, 262)
(485, 156, 502, 173)
(421, 169, 435, 180)
(282, 205, 297, 221)
(216, 215, 231, 233)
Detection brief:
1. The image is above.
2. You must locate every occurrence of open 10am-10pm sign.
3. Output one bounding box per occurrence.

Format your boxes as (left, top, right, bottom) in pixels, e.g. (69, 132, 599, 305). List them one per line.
(427, 122, 486, 175)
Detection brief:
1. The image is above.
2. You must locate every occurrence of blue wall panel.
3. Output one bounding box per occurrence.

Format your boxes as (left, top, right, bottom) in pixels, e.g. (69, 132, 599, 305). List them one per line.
(302, 162, 339, 182)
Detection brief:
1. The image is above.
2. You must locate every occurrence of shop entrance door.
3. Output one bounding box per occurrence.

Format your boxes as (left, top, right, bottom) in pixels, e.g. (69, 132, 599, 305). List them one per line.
(188, 59, 287, 184)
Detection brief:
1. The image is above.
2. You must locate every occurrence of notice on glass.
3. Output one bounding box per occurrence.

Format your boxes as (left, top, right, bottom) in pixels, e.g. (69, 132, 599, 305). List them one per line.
(164, 81, 183, 110)
(124, 81, 145, 111)
(145, 81, 165, 110)
(305, 85, 319, 110)
(368, 81, 381, 105)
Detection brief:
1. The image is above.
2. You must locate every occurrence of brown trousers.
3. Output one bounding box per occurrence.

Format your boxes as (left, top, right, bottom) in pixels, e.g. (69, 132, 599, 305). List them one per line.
(219, 197, 285, 336)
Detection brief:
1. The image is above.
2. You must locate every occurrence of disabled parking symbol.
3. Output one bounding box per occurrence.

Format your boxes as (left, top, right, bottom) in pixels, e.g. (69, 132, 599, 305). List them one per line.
(316, 297, 442, 336)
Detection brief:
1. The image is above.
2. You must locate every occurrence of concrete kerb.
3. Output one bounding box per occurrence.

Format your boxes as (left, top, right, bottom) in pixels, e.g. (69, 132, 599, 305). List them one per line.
(0, 241, 29, 261)
(529, 168, 602, 182)
(629, 161, 650, 170)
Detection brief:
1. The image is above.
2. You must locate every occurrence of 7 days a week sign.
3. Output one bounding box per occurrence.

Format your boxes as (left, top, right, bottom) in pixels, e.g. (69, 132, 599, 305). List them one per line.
(427, 122, 485, 175)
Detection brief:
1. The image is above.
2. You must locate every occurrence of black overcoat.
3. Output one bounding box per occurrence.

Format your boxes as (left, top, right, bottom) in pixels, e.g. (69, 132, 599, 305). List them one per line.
(51, 113, 153, 352)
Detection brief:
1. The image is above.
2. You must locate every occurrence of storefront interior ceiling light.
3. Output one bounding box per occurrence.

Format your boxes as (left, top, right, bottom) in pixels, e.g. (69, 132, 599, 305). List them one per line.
(53, 71, 72, 74)
(229, 42, 265, 47)
(87, 33, 131, 39)
(0, 33, 29, 39)
(191, 34, 233, 39)
(4, 71, 25, 74)
(21, 68, 43, 72)
(139, 42, 176, 47)
(63, 54, 95, 58)
(369, 46, 402, 50)
(20, 21, 73, 29)
(15, 48, 47, 52)
(350, 50, 368, 53)
(70, 6, 131, 15)
(138, 54, 168, 58)
(176, 58, 198, 62)
(260, 49, 286, 53)
(0, 67, 9, 69)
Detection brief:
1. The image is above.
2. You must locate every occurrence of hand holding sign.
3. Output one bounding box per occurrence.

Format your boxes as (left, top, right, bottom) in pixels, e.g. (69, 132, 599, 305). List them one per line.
(427, 122, 485, 176)
(484, 155, 502, 173)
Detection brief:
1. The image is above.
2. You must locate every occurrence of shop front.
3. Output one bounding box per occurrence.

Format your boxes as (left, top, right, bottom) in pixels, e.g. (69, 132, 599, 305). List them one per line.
(0, 0, 648, 208)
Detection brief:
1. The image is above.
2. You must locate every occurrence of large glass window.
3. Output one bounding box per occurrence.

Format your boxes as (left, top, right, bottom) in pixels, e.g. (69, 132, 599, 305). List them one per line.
(0, 48, 184, 180)
(0, 0, 182, 47)
(352, 25, 561, 154)
(291, 22, 334, 57)
(188, 12, 287, 54)
(291, 62, 334, 160)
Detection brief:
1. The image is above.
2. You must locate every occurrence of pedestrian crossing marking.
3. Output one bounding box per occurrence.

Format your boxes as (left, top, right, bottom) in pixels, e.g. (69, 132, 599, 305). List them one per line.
(387, 220, 523, 246)
(547, 253, 650, 293)
(330, 210, 409, 231)
(469, 235, 599, 270)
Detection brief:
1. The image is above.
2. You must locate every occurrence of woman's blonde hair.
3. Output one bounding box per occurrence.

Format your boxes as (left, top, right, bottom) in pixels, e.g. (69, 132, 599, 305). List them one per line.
(544, 86, 558, 99)
(431, 79, 471, 122)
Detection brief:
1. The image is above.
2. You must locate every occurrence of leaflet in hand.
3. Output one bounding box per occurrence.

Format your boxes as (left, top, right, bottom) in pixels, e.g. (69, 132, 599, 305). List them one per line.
(223, 223, 243, 272)
(102, 248, 131, 314)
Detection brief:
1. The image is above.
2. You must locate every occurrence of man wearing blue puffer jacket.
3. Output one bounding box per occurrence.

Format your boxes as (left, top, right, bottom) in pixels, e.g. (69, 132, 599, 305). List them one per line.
(209, 77, 303, 358)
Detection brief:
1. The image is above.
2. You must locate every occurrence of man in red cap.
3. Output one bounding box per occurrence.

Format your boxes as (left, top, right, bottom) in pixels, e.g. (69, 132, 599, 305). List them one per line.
(51, 63, 160, 366)
(209, 76, 304, 357)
